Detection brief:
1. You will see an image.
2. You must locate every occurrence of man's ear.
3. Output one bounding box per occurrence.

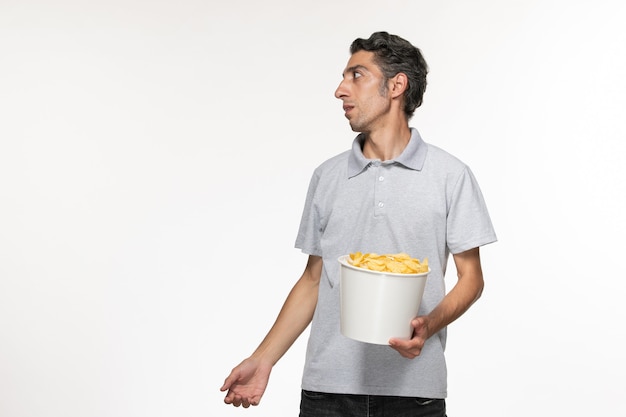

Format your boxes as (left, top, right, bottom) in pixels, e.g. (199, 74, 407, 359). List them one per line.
(389, 72, 409, 99)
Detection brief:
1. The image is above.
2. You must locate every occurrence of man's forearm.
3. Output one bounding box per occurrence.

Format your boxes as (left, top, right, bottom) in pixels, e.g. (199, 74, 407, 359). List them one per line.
(251, 256, 322, 365)
(426, 248, 484, 338)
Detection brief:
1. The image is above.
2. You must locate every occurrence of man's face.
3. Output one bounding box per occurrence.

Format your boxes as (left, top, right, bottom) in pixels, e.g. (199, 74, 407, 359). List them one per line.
(335, 50, 392, 133)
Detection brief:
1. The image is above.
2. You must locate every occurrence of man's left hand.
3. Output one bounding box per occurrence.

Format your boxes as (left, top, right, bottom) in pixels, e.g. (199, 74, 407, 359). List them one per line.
(388, 316, 431, 359)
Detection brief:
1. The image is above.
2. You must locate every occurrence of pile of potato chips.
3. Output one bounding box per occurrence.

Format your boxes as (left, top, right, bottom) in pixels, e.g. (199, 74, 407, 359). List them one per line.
(348, 252, 429, 274)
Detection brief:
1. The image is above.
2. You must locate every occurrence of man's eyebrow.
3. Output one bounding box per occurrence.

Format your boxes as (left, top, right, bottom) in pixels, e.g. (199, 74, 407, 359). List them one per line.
(342, 64, 368, 77)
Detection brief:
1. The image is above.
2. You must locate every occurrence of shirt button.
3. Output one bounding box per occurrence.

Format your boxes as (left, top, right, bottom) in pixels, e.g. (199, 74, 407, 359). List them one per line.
(378, 176, 384, 181)
(378, 201, 384, 208)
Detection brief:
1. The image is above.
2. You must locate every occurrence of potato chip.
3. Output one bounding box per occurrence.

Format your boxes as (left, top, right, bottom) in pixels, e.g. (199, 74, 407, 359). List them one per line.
(347, 252, 428, 274)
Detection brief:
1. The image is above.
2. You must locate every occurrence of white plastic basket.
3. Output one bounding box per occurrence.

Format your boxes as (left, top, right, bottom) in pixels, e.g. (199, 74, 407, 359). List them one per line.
(338, 255, 430, 345)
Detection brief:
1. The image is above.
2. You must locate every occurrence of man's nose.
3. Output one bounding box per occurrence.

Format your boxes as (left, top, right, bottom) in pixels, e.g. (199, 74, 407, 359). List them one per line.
(335, 79, 348, 99)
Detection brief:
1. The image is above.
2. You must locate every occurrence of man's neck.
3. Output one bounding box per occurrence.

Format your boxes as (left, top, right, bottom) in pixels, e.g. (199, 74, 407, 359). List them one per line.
(361, 124, 412, 161)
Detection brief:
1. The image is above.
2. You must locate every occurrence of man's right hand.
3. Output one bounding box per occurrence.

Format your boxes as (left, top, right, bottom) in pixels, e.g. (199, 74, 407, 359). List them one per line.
(220, 357, 272, 408)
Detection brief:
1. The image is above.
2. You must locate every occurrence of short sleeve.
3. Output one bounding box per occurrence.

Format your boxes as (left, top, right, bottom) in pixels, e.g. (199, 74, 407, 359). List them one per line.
(446, 166, 497, 254)
(295, 170, 323, 256)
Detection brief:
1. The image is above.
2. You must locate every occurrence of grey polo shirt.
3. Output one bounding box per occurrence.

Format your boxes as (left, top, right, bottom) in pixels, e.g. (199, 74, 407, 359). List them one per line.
(295, 128, 497, 398)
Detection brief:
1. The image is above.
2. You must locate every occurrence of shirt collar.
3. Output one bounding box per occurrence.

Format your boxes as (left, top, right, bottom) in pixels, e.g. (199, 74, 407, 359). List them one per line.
(347, 127, 428, 178)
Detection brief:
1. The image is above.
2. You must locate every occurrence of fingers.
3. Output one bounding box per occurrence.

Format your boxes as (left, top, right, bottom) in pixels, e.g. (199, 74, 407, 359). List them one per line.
(411, 316, 425, 333)
(389, 340, 420, 359)
(388, 320, 427, 359)
(223, 391, 242, 407)
(220, 370, 238, 392)
(223, 391, 260, 408)
(222, 377, 261, 408)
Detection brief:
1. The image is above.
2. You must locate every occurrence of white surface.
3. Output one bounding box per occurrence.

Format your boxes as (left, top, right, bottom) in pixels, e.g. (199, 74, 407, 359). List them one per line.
(339, 256, 429, 344)
(1, 1, 625, 416)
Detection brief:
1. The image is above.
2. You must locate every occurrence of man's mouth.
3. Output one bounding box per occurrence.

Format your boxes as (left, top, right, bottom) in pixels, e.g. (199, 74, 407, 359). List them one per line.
(343, 104, 354, 117)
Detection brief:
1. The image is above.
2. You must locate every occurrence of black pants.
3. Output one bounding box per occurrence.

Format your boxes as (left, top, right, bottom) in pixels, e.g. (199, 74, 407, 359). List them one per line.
(299, 390, 447, 417)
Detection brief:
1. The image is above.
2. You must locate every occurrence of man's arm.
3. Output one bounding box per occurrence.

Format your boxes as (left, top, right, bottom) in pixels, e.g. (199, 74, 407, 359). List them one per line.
(221, 255, 322, 407)
(389, 247, 484, 358)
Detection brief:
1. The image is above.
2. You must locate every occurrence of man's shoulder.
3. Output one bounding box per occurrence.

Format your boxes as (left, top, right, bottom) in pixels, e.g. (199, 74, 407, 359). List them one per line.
(424, 142, 467, 171)
(314, 149, 351, 174)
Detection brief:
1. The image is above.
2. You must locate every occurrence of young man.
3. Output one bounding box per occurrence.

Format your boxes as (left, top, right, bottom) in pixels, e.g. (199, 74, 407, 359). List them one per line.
(221, 31, 497, 416)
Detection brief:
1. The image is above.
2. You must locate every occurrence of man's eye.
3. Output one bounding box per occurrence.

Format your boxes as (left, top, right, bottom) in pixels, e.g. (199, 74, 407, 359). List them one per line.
(353, 72, 362, 79)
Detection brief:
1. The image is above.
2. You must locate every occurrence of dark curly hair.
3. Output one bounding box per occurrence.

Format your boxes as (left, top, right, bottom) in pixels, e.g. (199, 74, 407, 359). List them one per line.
(350, 32, 429, 119)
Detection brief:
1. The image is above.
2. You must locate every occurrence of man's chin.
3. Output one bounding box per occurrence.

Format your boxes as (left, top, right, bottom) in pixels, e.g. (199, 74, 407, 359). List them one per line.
(348, 122, 363, 133)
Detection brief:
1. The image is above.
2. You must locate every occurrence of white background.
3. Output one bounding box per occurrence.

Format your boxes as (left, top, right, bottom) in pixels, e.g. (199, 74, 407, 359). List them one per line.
(1, 0, 625, 416)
